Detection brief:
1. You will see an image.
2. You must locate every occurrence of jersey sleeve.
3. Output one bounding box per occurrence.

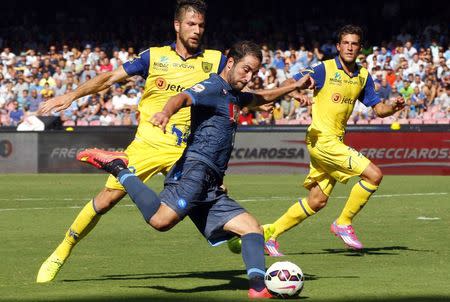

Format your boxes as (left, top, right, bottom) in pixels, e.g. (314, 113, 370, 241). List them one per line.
(292, 62, 326, 90)
(122, 49, 150, 78)
(218, 54, 227, 73)
(183, 78, 219, 108)
(359, 76, 381, 107)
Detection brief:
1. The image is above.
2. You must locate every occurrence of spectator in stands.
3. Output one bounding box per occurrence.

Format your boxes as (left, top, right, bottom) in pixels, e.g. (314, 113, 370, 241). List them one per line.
(264, 67, 279, 89)
(238, 107, 255, 125)
(39, 71, 56, 88)
(1, 47, 15, 66)
(25, 89, 43, 112)
(79, 63, 97, 83)
(99, 108, 113, 126)
(378, 79, 392, 100)
(399, 80, 414, 100)
(9, 101, 24, 126)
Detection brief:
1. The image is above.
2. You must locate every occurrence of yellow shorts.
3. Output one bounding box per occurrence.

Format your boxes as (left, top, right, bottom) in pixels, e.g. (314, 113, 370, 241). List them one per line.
(303, 134, 371, 196)
(105, 137, 184, 191)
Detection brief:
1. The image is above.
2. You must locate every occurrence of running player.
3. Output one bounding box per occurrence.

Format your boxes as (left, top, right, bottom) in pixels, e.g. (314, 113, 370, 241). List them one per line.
(37, 0, 227, 283)
(77, 40, 313, 298)
(264, 25, 405, 256)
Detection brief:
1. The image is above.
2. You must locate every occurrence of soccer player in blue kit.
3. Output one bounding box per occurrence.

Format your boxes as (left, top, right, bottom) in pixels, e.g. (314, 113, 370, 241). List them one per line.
(78, 40, 313, 299)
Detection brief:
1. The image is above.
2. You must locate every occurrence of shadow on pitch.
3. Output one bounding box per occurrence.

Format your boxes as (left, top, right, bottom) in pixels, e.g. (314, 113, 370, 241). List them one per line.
(285, 246, 434, 257)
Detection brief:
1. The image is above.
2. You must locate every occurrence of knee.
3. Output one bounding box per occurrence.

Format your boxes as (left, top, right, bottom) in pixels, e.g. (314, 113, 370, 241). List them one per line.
(149, 216, 174, 232)
(368, 166, 383, 186)
(308, 196, 328, 212)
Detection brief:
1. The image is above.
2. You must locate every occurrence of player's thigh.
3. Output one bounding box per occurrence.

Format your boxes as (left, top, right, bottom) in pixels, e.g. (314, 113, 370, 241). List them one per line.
(310, 138, 371, 184)
(189, 194, 246, 245)
(303, 158, 336, 197)
(105, 139, 183, 190)
(223, 212, 262, 236)
(159, 160, 210, 219)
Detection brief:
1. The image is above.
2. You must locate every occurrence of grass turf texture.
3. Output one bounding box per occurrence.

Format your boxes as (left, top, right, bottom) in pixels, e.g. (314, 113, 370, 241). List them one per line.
(0, 174, 449, 302)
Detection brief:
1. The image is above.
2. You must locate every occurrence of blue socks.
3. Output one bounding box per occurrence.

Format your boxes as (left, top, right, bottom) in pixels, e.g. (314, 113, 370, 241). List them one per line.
(117, 169, 160, 222)
(241, 233, 266, 291)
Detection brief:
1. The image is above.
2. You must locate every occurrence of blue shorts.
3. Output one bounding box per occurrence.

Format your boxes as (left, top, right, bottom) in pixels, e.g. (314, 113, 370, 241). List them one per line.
(159, 158, 246, 245)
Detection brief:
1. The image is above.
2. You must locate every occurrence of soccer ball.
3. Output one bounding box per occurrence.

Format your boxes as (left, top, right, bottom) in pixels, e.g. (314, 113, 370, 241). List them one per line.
(264, 261, 304, 298)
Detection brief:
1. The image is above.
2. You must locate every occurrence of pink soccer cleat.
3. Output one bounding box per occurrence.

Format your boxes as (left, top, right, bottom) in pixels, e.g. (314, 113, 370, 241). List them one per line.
(248, 287, 273, 299)
(330, 221, 363, 250)
(77, 148, 128, 176)
(264, 239, 284, 257)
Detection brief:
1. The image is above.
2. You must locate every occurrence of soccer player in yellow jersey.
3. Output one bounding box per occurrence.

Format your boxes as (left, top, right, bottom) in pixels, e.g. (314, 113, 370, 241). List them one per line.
(36, 0, 227, 283)
(264, 25, 405, 256)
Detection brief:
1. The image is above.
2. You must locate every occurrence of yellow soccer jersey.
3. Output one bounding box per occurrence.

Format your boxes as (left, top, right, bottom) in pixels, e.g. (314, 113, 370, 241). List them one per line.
(294, 57, 380, 137)
(122, 43, 225, 147)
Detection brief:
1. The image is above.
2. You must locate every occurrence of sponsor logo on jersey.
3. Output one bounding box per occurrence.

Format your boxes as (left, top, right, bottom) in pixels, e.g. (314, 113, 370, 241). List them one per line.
(155, 77, 186, 92)
(202, 61, 213, 73)
(191, 84, 205, 93)
(329, 72, 342, 85)
(153, 56, 170, 71)
(172, 62, 195, 69)
(331, 93, 356, 104)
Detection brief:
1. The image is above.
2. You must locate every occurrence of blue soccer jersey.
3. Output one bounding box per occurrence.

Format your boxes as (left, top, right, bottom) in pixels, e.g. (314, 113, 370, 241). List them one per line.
(182, 73, 253, 176)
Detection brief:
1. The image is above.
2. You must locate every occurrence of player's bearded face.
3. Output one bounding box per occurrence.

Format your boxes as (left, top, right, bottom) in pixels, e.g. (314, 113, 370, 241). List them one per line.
(337, 34, 361, 64)
(228, 55, 261, 90)
(177, 10, 205, 53)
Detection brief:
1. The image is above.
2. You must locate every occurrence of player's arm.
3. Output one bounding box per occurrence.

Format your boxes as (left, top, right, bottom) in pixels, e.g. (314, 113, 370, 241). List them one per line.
(247, 74, 314, 107)
(39, 67, 130, 114)
(150, 92, 193, 133)
(372, 97, 406, 117)
(40, 49, 150, 114)
(359, 75, 406, 117)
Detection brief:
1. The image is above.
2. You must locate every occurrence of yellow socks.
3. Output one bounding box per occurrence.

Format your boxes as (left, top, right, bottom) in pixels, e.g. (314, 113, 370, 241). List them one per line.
(54, 200, 100, 260)
(271, 198, 316, 239)
(336, 180, 378, 226)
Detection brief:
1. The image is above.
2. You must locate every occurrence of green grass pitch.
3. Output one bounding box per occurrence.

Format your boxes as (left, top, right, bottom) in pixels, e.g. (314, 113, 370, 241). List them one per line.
(0, 174, 449, 302)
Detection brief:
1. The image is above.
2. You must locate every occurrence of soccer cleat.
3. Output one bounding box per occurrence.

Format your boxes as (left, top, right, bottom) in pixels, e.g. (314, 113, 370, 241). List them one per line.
(248, 287, 273, 299)
(330, 220, 363, 250)
(77, 148, 128, 176)
(265, 239, 284, 257)
(36, 252, 64, 283)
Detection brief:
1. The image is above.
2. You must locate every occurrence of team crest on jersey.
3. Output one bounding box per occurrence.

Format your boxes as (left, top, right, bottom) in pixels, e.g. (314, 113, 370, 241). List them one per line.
(358, 75, 365, 86)
(191, 84, 205, 93)
(202, 61, 213, 73)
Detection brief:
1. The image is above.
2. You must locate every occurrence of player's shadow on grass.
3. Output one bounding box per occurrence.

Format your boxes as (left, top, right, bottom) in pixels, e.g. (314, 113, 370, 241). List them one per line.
(285, 246, 433, 257)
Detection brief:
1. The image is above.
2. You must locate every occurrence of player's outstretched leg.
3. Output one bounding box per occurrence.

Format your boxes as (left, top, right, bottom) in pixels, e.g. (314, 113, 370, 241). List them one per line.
(77, 148, 164, 226)
(77, 148, 129, 176)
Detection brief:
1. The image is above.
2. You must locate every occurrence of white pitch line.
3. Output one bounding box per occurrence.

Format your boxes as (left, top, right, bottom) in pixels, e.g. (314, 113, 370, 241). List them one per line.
(0, 192, 447, 212)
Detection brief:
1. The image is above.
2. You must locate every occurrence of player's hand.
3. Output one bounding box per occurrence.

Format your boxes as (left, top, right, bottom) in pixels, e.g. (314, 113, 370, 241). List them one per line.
(38, 94, 74, 114)
(291, 91, 314, 106)
(392, 97, 406, 111)
(296, 74, 315, 90)
(150, 111, 170, 133)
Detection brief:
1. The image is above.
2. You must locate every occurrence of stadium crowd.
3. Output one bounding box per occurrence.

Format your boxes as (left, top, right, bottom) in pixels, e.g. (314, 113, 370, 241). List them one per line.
(0, 37, 449, 128)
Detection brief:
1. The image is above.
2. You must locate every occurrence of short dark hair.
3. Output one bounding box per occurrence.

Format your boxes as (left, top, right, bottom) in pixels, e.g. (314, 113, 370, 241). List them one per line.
(337, 25, 363, 43)
(174, 0, 207, 21)
(227, 41, 262, 64)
